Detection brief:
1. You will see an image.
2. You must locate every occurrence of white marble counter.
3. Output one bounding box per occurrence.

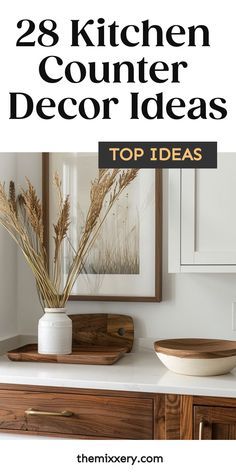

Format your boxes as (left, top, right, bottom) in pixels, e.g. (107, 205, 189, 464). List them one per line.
(1, 347, 236, 398)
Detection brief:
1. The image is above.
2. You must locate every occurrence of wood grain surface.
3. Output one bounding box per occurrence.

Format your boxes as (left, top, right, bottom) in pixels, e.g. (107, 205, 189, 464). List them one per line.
(7, 313, 134, 364)
(1, 382, 236, 440)
(0, 389, 153, 439)
(154, 338, 236, 359)
(69, 313, 134, 352)
(165, 394, 181, 439)
(193, 405, 236, 440)
(7, 344, 128, 365)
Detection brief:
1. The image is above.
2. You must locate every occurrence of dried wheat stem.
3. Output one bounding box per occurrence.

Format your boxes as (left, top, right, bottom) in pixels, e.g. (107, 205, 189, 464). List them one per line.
(0, 169, 138, 309)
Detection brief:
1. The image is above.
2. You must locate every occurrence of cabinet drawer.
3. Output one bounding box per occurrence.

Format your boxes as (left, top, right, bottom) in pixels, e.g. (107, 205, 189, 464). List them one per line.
(0, 390, 153, 439)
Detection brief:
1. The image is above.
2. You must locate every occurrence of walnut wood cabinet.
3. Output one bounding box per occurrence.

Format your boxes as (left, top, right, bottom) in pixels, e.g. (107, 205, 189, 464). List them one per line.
(0, 384, 235, 440)
(194, 406, 236, 439)
(164, 394, 236, 440)
(0, 384, 164, 439)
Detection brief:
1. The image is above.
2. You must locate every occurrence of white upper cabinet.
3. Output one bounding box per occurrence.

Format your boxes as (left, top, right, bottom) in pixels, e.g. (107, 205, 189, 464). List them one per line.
(168, 153, 236, 272)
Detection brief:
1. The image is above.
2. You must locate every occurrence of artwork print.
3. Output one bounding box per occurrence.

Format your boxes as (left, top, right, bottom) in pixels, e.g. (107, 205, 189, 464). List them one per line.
(43, 153, 161, 301)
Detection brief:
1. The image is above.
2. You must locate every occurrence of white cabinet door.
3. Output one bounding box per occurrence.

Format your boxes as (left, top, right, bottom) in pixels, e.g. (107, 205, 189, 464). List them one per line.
(168, 153, 236, 272)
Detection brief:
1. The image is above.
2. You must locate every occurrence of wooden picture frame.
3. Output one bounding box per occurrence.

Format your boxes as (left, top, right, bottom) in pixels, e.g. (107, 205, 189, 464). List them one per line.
(42, 153, 162, 302)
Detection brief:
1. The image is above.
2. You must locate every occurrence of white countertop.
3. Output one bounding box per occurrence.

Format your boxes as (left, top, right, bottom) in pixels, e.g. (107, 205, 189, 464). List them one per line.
(1, 347, 236, 398)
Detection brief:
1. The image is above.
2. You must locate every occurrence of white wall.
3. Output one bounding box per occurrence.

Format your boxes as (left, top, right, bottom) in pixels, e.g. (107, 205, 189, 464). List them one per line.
(0, 154, 18, 339)
(16, 154, 42, 334)
(15, 154, 236, 340)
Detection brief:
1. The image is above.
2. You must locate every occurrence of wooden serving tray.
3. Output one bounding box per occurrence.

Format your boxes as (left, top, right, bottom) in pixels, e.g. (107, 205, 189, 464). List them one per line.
(7, 344, 128, 365)
(154, 338, 236, 359)
(7, 314, 134, 365)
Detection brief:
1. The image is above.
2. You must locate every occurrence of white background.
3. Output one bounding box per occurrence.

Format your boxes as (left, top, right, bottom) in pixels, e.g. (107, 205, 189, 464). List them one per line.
(0, 439, 235, 471)
(0, 0, 236, 466)
(0, 0, 235, 151)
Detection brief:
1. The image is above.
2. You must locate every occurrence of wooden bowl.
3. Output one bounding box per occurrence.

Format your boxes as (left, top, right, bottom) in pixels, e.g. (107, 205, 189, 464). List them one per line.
(154, 338, 236, 376)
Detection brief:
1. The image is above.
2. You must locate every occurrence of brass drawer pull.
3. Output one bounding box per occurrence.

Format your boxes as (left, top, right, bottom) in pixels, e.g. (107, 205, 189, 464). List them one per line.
(25, 408, 73, 417)
(199, 420, 205, 440)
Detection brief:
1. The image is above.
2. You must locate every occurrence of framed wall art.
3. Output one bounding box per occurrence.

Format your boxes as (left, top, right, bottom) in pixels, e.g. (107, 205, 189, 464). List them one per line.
(42, 153, 162, 301)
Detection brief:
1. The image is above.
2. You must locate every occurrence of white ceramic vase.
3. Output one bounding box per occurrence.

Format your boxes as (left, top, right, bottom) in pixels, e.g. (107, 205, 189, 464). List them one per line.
(38, 308, 72, 355)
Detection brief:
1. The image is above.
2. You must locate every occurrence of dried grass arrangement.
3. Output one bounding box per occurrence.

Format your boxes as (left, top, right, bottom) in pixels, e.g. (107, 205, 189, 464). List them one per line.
(0, 168, 138, 308)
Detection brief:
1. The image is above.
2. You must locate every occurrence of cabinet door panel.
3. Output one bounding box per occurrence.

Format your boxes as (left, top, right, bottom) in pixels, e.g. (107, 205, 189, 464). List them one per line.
(181, 153, 236, 265)
(194, 406, 236, 440)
